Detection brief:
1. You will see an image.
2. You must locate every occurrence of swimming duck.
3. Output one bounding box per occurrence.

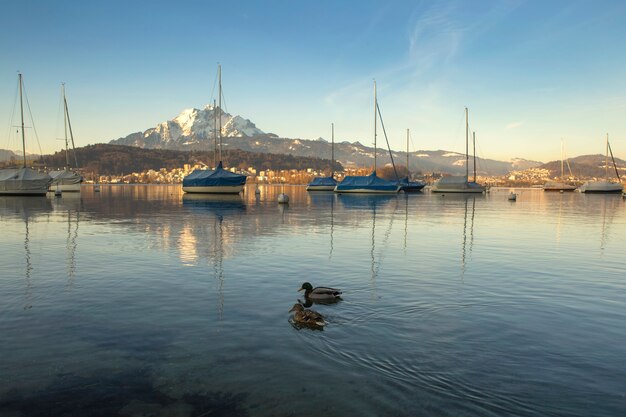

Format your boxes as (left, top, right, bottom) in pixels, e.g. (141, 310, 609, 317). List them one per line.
(298, 282, 342, 300)
(289, 303, 326, 327)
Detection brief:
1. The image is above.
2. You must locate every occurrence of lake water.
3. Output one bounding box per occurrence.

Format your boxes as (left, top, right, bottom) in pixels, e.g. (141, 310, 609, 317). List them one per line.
(0, 185, 625, 417)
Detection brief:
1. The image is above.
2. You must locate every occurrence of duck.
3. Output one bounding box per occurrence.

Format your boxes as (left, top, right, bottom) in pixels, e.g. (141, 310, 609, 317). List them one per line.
(289, 303, 326, 327)
(297, 282, 342, 300)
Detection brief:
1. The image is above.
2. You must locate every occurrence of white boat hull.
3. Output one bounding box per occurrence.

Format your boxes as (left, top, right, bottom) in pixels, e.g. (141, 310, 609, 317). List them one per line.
(183, 185, 244, 194)
(579, 181, 623, 193)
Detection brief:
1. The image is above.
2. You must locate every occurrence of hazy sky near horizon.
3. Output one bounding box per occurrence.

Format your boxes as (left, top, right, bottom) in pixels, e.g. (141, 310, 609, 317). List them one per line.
(1, 0, 625, 162)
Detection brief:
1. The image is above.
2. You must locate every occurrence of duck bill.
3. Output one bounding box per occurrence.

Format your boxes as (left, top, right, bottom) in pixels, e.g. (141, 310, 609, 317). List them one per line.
(297, 287, 304, 292)
(289, 306, 297, 312)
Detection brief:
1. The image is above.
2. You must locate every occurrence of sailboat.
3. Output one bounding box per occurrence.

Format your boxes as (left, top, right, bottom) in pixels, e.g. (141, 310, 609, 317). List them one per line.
(398, 128, 425, 192)
(0, 73, 51, 196)
(49, 84, 83, 192)
(543, 140, 575, 191)
(431, 108, 485, 193)
(306, 123, 338, 191)
(579, 134, 623, 193)
(182, 65, 247, 194)
(335, 80, 400, 194)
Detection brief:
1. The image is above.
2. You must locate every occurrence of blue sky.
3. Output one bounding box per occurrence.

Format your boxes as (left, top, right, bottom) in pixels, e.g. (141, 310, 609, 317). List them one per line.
(1, 0, 625, 162)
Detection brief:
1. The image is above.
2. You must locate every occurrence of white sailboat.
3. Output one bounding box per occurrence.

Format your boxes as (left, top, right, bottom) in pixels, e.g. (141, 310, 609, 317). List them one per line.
(579, 134, 623, 193)
(0, 73, 51, 196)
(432, 108, 485, 193)
(182, 65, 246, 194)
(49, 83, 83, 192)
(543, 140, 575, 191)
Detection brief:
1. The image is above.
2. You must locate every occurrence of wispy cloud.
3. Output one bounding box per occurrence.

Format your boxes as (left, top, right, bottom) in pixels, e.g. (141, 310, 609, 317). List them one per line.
(506, 121, 523, 130)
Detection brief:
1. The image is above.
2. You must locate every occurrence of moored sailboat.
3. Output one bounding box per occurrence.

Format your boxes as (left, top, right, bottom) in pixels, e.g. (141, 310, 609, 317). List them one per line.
(398, 128, 425, 192)
(543, 140, 575, 191)
(335, 80, 400, 194)
(0, 74, 51, 196)
(49, 83, 83, 192)
(579, 134, 623, 193)
(431, 108, 485, 193)
(182, 65, 246, 194)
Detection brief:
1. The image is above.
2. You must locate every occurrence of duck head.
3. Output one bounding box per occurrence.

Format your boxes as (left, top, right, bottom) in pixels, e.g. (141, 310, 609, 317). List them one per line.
(298, 282, 313, 293)
(289, 303, 304, 313)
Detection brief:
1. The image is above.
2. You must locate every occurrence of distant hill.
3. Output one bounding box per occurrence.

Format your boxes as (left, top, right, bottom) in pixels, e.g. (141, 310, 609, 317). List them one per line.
(107, 105, 543, 175)
(539, 154, 626, 179)
(0, 149, 18, 160)
(41, 144, 342, 176)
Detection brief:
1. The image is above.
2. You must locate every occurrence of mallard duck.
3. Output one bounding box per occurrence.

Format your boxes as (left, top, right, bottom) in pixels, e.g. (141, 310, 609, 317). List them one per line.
(289, 303, 326, 327)
(297, 282, 342, 300)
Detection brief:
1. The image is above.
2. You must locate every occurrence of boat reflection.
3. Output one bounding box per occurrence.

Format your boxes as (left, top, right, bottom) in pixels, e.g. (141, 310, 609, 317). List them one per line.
(182, 193, 246, 215)
(0, 197, 53, 308)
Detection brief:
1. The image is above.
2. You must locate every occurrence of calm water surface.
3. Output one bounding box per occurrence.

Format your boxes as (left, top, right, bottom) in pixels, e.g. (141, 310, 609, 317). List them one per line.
(0, 185, 625, 416)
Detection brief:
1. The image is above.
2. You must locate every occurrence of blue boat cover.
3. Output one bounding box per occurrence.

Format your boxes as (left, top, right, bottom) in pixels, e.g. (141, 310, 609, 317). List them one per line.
(307, 176, 338, 187)
(335, 171, 399, 191)
(182, 162, 246, 187)
(398, 176, 425, 191)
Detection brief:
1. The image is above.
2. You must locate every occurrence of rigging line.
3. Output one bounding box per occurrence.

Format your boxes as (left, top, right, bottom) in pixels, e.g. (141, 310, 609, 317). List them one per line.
(55, 88, 63, 149)
(64, 96, 79, 168)
(4, 79, 20, 162)
(221, 88, 228, 115)
(607, 141, 621, 181)
(475, 141, 487, 175)
(375, 101, 399, 180)
(563, 147, 574, 178)
(21, 79, 46, 165)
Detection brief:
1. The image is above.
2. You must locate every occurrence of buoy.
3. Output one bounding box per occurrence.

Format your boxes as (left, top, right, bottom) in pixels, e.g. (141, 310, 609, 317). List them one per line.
(508, 192, 517, 201)
(560, 189, 564, 193)
(54, 188, 62, 197)
(94, 184, 100, 192)
(278, 193, 289, 204)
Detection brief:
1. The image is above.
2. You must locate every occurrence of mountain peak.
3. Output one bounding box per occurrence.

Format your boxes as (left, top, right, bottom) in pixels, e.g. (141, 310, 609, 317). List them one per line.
(111, 105, 265, 149)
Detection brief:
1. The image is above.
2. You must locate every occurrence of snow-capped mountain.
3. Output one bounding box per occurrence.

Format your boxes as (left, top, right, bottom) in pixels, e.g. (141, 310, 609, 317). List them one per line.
(107, 106, 544, 175)
(110, 105, 264, 149)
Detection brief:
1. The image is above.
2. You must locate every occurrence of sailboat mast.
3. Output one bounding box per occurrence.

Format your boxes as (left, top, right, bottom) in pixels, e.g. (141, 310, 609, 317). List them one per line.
(213, 99, 217, 168)
(63, 87, 79, 168)
(605, 133, 609, 180)
(473, 131, 476, 183)
(560, 139, 564, 181)
(19, 73, 26, 168)
(406, 128, 410, 177)
(218, 64, 222, 163)
(62, 84, 70, 168)
(373, 80, 377, 173)
(331, 122, 335, 179)
(465, 107, 469, 181)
